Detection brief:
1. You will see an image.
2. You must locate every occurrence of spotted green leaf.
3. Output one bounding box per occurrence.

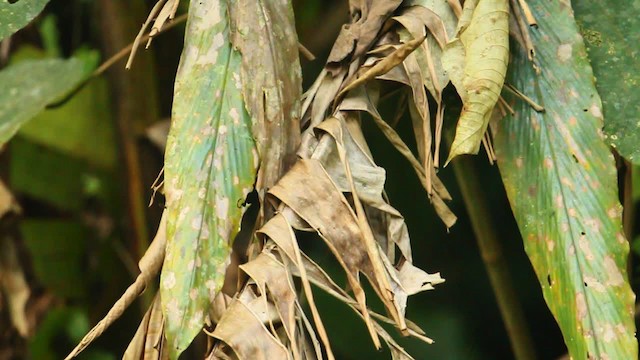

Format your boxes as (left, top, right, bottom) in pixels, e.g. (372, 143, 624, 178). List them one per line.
(0, 0, 49, 40)
(493, 1, 637, 358)
(572, 0, 640, 164)
(443, 0, 509, 163)
(161, 0, 258, 357)
(0, 58, 89, 146)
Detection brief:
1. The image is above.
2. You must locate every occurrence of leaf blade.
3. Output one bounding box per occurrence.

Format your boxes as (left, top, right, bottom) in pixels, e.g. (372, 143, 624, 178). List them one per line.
(0, 0, 49, 40)
(0, 58, 89, 146)
(161, 0, 258, 356)
(572, 0, 640, 164)
(493, 1, 637, 358)
(444, 0, 509, 162)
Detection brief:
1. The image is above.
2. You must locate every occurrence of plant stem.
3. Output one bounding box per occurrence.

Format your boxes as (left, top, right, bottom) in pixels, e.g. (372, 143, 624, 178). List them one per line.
(452, 157, 537, 360)
(96, 0, 161, 308)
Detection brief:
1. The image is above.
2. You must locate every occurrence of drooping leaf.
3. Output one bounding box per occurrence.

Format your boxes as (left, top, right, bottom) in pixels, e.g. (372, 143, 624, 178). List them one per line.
(572, 0, 640, 164)
(230, 0, 302, 193)
(326, 0, 403, 72)
(211, 295, 289, 359)
(492, 1, 637, 358)
(15, 49, 116, 169)
(0, 0, 49, 40)
(161, 0, 258, 356)
(0, 58, 90, 146)
(443, 0, 509, 163)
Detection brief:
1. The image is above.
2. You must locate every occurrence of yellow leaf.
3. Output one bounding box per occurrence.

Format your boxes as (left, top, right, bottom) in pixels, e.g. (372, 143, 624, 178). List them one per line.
(443, 0, 509, 163)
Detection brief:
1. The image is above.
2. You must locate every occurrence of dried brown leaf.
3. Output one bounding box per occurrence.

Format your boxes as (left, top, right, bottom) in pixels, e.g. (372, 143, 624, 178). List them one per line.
(231, 0, 303, 195)
(0, 236, 29, 337)
(327, 0, 403, 71)
(123, 294, 168, 360)
(338, 35, 426, 99)
(337, 87, 457, 228)
(211, 296, 289, 360)
(239, 252, 299, 359)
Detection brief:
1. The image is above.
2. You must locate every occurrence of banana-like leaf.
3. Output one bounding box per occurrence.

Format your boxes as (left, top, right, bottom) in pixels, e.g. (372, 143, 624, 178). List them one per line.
(493, 1, 637, 358)
(162, 0, 258, 356)
(0, 0, 49, 40)
(572, 0, 640, 164)
(0, 58, 89, 146)
(443, 0, 509, 163)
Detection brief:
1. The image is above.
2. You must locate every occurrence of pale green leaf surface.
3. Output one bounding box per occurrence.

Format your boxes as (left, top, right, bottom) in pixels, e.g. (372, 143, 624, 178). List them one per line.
(0, 0, 49, 40)
(572, 0, 640, 164)
(161, 0, 258, 356)
(443, 0, 509, 162)
(493, 1, 637, 358)
(0, 58, 88, 146)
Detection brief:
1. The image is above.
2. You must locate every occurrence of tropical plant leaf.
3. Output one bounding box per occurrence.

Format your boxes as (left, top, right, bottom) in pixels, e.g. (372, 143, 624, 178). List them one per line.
(492, 1, 637, 358)
(0, 0, 49, 40)
(443, 0, 509, 163)
(0, 58, 90, 146)
(230, 0, 302, 194)
(572, 0, 640, 164)
(161, 0, 258, 356)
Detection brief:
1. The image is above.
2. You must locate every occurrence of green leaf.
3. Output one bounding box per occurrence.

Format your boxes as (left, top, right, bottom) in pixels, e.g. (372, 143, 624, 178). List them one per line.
(443, 0, 509, 163)
(161, 0, 258, 356)
(571, 0, 640, 164)
(21, 220, 88, 299)
(0, 0, 49, 40)
(493, 1, 637, 358)
(0, 58, 90, 146)
(10, 137, 85, 211)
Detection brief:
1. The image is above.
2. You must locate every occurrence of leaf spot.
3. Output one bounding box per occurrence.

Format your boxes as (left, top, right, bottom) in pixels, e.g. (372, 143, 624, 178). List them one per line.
(546, 238, 555, 252)
(557, 43, 573, 62)
(163, 271, 177, 290)
(576, 292, 587, 320)
(516, 157, 524, 168)
(583, 276, 606, 293)
(603, 324, 616, 343)
(216, 197, 229, 219)
(578, 233, 594, 260)
(604, 256, 624, 286)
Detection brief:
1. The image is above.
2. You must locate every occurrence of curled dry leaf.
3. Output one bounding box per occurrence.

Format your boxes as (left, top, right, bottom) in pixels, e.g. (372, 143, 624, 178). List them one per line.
(338, 35, 426, 99)
(327, 0, 403, 72)
(123, 294, 168, 360)
(161, 0, 259, 356)
(443, 0, 509, 163)
(211, 295, 289, 360)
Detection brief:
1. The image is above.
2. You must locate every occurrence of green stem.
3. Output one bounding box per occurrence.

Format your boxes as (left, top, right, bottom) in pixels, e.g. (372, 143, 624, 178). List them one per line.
(452, 157, 537, 360)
